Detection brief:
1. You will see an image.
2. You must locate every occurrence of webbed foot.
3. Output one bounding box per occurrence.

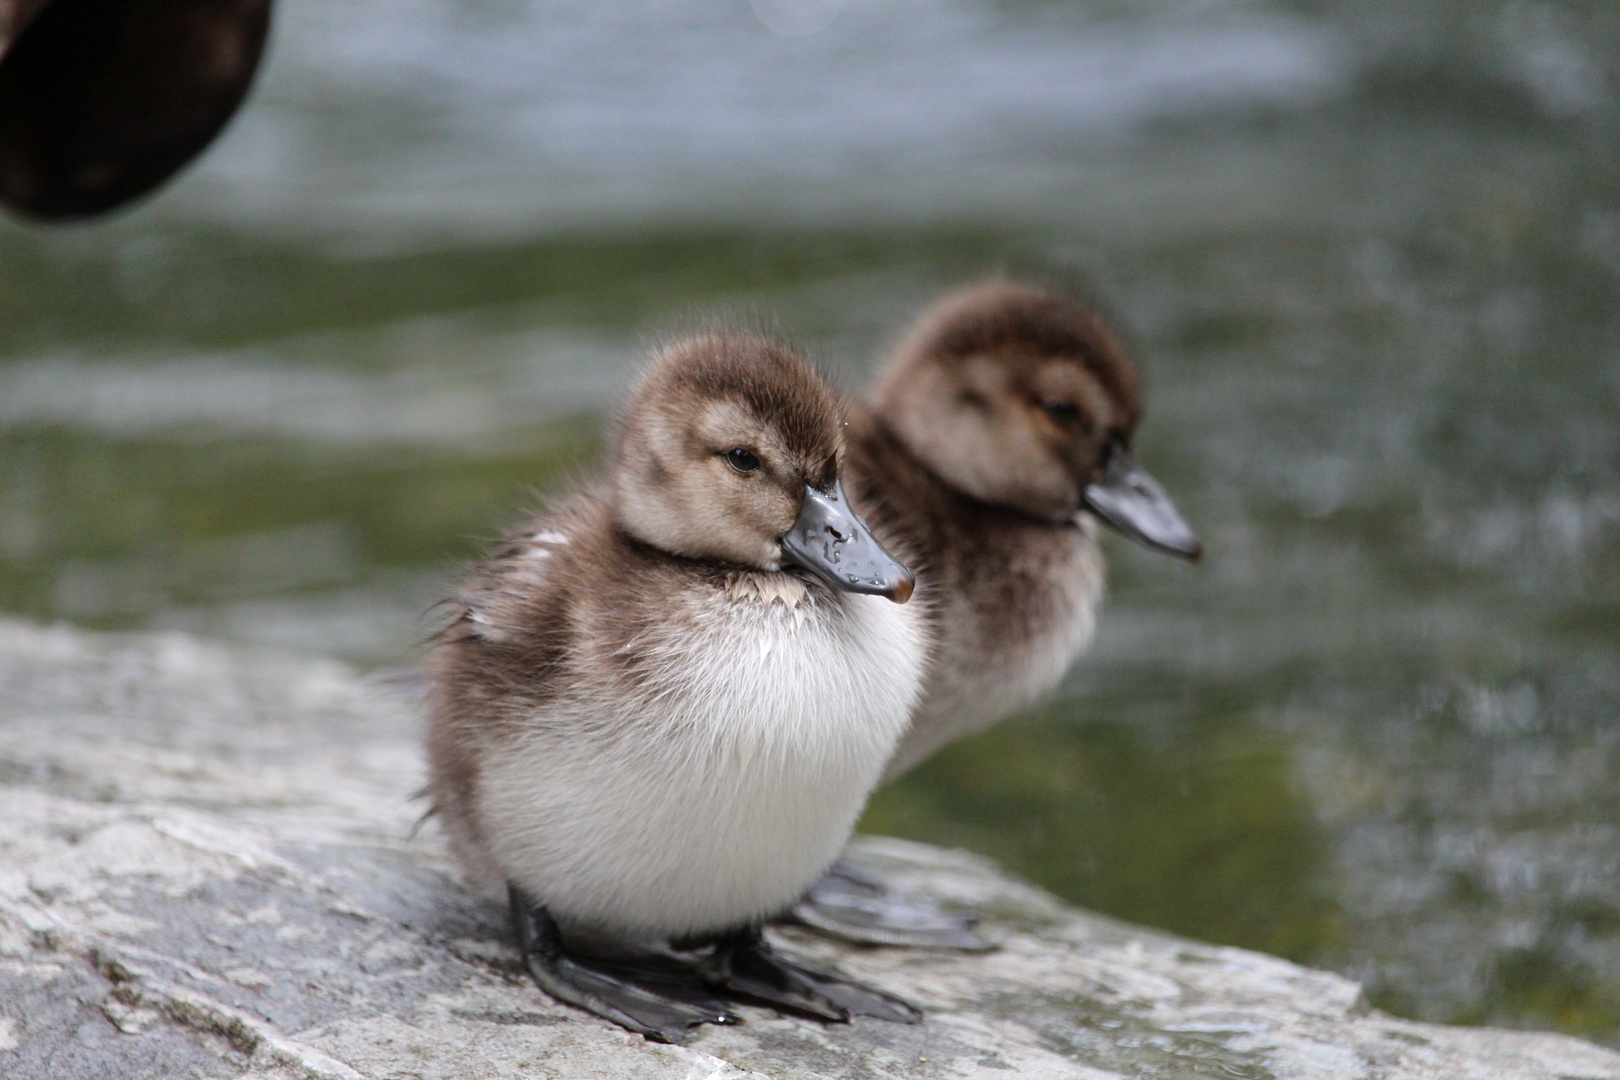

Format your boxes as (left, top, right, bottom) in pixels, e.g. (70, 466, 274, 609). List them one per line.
(509, 885, 740, 1044)
(785, 859, 994, 951)
(702, 924, 922, 1025)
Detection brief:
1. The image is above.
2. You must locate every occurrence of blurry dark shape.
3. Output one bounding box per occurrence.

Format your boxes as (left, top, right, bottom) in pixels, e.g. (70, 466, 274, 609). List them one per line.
(0, 0, 271, 221)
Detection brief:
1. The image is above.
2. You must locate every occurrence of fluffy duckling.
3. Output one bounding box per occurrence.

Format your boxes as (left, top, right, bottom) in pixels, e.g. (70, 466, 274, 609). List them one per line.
(789, 281, 1198, 948)
(427, 334, 926, 1043)
(790, 284, 1198, 945)
(852, 280, 1199, 780)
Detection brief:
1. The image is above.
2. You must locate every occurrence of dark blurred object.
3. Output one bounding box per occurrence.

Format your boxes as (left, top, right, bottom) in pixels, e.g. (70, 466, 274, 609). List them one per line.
(0, 0, 271, 221)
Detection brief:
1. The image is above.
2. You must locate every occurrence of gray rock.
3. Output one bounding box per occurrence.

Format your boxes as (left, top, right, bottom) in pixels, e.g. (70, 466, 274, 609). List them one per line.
(2, 618, 1617, 1080)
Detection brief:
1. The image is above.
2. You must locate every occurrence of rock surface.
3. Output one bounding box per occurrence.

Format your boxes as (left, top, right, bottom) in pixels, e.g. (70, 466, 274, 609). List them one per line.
(2, 618, 1618, 1080)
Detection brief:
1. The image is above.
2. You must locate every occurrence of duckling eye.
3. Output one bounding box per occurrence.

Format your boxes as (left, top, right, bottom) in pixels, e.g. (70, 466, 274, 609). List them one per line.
(1044, 400, 1081, 426)
(724, 448, 761, 474)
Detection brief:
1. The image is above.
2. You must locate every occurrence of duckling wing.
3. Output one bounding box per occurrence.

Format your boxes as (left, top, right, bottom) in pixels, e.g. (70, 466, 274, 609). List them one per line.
(425, 502, 589, 880)
(439, 511, 581, 648)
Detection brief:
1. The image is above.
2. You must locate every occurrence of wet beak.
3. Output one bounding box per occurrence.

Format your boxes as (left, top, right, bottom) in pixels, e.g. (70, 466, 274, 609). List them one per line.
(780, 480, 915, 603)
(1082, 443, 1202, 560)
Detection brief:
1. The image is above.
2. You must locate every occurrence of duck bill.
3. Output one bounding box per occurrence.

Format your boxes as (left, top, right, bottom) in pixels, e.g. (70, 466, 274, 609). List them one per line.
(780, 480, 915, 603)
(1081, 444, 1202, 560)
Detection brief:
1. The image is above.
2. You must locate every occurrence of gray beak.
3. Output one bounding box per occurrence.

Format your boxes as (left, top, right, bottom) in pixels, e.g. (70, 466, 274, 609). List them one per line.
(1082, 443, 1202, 560)
(780, 480, 915, 603)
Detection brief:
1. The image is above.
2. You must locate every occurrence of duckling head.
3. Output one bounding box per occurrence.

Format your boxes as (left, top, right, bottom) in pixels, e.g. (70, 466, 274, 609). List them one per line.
(612, 334, 915, 601)
(873, 281, 1200, 559)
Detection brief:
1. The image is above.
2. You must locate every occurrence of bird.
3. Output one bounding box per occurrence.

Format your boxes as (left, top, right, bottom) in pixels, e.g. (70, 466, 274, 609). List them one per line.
(0, 0, 273, 220)
(789, 279, 1200, 946)
(425, 332, 928, 1044)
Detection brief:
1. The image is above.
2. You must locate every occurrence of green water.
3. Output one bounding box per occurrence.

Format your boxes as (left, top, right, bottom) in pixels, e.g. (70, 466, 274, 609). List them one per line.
(3, 0, 1619, 1046)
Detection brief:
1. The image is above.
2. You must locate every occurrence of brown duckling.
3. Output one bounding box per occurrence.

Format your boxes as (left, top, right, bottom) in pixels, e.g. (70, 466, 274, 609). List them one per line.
(791, 280, 1198, 947)
(426, 333, 926, 1043)
(856, 279, 1199, 778)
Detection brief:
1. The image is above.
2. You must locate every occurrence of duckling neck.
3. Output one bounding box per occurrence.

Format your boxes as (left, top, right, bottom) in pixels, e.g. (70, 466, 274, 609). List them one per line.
(722, 569, 811, 609)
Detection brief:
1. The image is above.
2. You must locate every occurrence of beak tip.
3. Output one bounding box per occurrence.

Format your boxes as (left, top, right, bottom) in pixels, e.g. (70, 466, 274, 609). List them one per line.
(889, 574, 915, 605)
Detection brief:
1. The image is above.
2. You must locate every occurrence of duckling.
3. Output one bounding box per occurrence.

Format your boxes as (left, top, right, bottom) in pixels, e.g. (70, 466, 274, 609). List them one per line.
(790, 280, 1198, 946)
(427, 333, 926, 1044)
(855, 280, 1199, 778)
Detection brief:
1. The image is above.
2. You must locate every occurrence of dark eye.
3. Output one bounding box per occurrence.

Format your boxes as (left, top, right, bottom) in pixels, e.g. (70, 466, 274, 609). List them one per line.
(1044, 400, 1081, 426)
(724, 448, 761, 474)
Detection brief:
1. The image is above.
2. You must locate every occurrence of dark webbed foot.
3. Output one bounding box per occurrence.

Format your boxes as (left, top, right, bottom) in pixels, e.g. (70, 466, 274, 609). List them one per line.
(786, 858, 995, 951)
(509, 885, 740, 1044)
(702, 924, 922, 1025)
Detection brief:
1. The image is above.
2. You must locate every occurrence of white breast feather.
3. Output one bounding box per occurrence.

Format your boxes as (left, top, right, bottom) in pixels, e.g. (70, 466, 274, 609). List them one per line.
(881, 520, 1105, 780)
(475, 588, 925, 940)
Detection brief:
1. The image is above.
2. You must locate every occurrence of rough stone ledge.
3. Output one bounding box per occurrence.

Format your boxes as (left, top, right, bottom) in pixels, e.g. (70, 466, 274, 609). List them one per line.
(2, 617, 1617, 1080)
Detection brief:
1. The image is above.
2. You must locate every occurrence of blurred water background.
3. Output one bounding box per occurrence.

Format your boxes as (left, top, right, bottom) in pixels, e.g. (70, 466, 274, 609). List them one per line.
(2, 0, 1618, 1045)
